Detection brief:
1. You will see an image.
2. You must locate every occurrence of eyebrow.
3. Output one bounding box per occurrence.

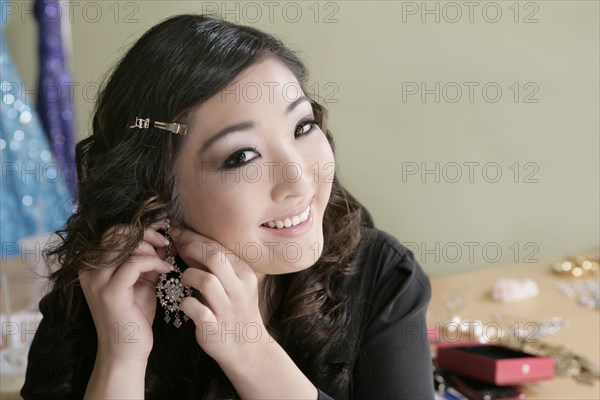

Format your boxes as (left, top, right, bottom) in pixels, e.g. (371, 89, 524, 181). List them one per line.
(199, 95, 311, 154)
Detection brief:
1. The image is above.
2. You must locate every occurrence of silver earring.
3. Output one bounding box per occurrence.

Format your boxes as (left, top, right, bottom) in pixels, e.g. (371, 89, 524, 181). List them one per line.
(156, 219, 192, 328)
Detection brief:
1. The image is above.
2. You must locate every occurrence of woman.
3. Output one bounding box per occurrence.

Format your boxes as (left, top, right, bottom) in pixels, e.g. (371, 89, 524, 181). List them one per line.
(21, 14, 434, 399)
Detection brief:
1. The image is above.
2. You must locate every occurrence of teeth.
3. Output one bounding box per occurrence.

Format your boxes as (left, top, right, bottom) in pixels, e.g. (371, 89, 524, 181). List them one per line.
(263, 204, 310, 229)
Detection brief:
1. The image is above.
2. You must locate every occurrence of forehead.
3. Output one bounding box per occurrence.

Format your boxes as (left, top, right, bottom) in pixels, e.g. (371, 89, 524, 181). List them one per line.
(190, 57, 304, 131)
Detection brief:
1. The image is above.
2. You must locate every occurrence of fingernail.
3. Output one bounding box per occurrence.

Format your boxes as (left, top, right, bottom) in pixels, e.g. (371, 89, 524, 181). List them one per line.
(170, 226, 181, 238)
(164, 261, 174, 271)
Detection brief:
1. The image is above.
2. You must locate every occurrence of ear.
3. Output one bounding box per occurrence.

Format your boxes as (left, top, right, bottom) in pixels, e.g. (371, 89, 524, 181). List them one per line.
(168, 213, 195, 231)
(168, 216, 183, 228)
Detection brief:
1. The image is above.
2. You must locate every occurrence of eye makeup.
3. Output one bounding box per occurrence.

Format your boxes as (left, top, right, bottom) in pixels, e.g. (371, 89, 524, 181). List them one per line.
(218, 116, 319, 171)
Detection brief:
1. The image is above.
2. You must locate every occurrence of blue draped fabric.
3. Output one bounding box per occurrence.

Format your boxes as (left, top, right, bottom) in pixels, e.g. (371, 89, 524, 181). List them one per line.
(34, 0, 77, 196)
(0, 15, 73, 258)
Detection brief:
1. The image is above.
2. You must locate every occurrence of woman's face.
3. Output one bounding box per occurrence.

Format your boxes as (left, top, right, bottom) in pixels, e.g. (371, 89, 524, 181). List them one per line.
(175, 57, 335, 279)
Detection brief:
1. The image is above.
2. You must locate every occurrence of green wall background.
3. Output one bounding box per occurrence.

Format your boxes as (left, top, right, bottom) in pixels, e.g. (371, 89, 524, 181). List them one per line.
(6, 1, 599, 276)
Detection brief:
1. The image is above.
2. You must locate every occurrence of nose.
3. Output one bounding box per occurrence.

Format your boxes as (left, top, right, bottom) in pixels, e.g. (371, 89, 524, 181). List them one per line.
(268, 147, 313, 203)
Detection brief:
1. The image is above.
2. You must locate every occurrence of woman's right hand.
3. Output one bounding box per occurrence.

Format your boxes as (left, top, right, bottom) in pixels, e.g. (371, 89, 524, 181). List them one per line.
(78, 219, 173, 364)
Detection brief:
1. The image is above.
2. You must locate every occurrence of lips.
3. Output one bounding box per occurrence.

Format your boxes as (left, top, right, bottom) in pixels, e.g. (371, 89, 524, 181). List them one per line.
(262, 204, 311, 229)
(260, 196, 314, 229)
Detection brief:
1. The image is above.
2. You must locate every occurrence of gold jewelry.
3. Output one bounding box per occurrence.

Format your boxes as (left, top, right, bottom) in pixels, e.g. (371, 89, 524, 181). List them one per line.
(552, 256, 599, 278)
(499, 335, 599, 384)
(156, 219, 192, 327)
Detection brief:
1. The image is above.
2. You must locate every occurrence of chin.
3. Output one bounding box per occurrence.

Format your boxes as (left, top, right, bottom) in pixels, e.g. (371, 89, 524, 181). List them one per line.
(256, 260, 317, 276)
(286, 257, 320, 273)
(248, 238, 325, 275)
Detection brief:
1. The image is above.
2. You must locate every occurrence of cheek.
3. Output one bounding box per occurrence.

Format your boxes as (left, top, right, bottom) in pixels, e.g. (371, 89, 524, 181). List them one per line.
(315, 131, 335, 162)
(177, 174, 236, 234)
(178, 172, 264, 246)
(311, 133, 335, 187)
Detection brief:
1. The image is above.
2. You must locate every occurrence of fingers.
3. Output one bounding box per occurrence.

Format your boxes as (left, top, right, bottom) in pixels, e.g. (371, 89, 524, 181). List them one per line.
(132, 221, 169, 254)
(170, 227, 241, 296)
(132, 240, 157, 257)
(149, 218, 167, 231)
(180, 296, 217, 326)
(181, 268, 230, 317)
(108, 254, 172, 295)
(91, 229, 165, 293)
(155, 246, 168, 260)
(143, 227, 170, 249)
(131, 231, 169, 257)
(110, 218, 167, 251)
(79, 219, 169, 320)
(80, 219, 170, 290)
(135, 269, 163, 291)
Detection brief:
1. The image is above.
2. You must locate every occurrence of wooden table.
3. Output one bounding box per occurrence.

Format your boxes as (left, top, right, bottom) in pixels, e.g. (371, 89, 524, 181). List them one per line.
(428, 260, 600, 399)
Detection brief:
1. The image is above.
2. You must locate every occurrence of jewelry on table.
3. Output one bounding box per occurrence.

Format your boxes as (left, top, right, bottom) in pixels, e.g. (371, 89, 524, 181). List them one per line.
(491, 278, 539, 303)
(552, 256, 599, 278)
(155, 219, 193, 328)
(427, 287, 468, 324)
(556, 279, 600, 310)
(491, 313, 569, 340)
(499, 334, 600, 384)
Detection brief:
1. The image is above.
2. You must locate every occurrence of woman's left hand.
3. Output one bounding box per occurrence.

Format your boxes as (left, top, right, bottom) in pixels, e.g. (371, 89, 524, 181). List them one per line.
(169, 225, 269, 365)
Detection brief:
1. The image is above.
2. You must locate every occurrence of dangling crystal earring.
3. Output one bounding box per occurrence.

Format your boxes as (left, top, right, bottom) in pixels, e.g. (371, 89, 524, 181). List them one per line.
(156, 218, 193, 328)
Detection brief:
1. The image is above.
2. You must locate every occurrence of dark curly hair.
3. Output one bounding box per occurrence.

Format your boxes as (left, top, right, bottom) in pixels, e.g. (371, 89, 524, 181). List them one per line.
(32, 13, 375, 399)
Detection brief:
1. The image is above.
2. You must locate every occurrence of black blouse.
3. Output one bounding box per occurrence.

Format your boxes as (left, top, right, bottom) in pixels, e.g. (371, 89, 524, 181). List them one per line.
(21, 228, 434, 399)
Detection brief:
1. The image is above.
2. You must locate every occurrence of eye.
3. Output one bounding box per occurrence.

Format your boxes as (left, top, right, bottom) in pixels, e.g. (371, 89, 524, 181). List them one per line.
(220, 147, 259, 170)
(295, 118, 318, 138)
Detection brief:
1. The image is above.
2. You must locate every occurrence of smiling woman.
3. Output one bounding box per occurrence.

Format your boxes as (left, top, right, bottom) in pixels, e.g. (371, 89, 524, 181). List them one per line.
(176, 58, 335, 280)
(20, 14, 434, 399)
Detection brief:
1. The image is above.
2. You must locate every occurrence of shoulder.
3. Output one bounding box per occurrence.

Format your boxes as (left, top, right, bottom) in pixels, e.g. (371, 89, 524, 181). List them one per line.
(341, 228, 436, 399)
(358, 227, 415, 262)
(349, 226, 430, 289)
(345, 227, 432, 325)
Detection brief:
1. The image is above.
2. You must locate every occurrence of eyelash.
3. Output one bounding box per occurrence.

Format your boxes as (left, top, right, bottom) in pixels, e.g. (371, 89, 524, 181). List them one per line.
(219, 118, 319, 170)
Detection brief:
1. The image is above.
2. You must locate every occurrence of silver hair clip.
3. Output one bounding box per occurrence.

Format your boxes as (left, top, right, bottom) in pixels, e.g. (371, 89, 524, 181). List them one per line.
(129, 117, 188, 135)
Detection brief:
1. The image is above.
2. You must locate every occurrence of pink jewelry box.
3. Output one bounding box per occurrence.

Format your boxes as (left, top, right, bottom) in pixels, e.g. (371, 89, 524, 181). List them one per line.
(436, 342, 555, 385)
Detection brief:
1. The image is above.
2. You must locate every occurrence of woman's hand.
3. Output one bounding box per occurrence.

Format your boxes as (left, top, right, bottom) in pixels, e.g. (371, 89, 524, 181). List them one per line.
(169, 225, 269, 366)
(168, 226, 318, 399)
(78, 219, 173, 364)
